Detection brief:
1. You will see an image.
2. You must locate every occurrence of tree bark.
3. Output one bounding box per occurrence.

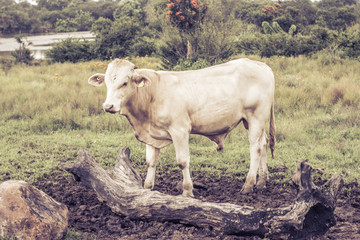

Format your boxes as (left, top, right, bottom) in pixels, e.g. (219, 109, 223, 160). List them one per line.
(64, 148, 343, 238)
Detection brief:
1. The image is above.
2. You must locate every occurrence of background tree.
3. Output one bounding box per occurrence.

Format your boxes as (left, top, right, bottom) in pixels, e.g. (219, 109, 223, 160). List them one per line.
(36, 0, 71, 11)
(160, 0, 241, 69)
(166, 0, 207, 58)
(90, 0, 151, 60)
(55, 10, 94, 32)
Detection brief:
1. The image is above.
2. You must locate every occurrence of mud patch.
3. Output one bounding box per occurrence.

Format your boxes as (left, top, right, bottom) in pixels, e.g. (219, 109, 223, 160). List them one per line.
(34, 167, 360, 239)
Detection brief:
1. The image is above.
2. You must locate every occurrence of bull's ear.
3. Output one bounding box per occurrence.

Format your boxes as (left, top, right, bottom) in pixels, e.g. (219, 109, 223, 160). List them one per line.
(133, 74, 151, 88)
(88, 73, 105, 87)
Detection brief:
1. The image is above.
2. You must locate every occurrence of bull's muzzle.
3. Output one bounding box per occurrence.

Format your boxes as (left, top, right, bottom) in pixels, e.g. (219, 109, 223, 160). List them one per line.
(103, 103, 116, 113)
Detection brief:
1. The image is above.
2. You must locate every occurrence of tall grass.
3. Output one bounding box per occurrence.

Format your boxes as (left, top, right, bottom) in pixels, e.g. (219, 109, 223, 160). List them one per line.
(0, 55, 359, 184)
(0, 57, 161, 133)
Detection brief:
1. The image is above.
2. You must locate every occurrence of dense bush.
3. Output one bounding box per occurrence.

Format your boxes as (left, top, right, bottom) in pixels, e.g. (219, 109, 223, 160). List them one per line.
(11, 48, 33, 64)
(236, 26, 334, 58)
(337, 27, 360, 61)
(46, 38, 93, 63)
(130, 36, 157, 57)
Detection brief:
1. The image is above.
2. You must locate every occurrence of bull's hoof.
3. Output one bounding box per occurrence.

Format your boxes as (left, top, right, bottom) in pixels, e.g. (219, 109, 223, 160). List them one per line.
(256, 179, 267, 190)
(182, 190, 195, 198)
(144, 182, 154, 190)
(240, 185, 254, 194)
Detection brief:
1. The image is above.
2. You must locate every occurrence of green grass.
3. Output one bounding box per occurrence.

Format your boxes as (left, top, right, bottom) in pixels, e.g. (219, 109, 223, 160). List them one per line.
(1, 55, 359, 239)
(0, 55, 360, 187)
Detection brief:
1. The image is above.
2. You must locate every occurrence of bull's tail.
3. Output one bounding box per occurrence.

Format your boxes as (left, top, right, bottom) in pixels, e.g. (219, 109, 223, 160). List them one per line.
(269, 100, 276, 159)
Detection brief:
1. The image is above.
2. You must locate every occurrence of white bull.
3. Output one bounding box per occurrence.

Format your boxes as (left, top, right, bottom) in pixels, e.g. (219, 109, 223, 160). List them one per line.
(88, 58, 276, 197)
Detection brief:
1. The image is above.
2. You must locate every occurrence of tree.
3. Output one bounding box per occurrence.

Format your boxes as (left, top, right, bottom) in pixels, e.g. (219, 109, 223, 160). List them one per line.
(55, 10, 94, 32)
(166, 0, 207, 59)
(316, 0, 357, 8)
(91, 16, 141, 59)
(90, 0, 156, 59)
(0, 10, 33, 34)
(316, 6, 357, 31)
(40, 10, 64, 29)
(113, 0, 145, 22)
(36, 0, 71, 11)
(91, 17, 112, 35)
(160, 0, 240, 69)
(166, 0, 207, 31)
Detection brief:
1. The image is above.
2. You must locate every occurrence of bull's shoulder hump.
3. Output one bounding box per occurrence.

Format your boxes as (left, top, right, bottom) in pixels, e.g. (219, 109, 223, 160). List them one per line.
(228, 58, 271, 69)
(137, 69, 159, 78)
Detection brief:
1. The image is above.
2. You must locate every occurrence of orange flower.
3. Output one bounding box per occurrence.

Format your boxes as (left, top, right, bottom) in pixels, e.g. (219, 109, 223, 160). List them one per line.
(191, 0, 199, 9)
(274, 3, 282, 8)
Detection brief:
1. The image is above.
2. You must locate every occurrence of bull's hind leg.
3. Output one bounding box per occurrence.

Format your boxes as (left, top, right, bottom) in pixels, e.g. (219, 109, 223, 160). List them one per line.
(144, 144, 160, 189)
(241, 119, 268, 193)
(256, 132, 269, 190)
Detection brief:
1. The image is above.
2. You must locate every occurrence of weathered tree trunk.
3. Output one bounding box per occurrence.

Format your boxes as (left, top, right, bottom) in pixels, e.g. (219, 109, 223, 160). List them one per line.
(186, 40, 193, 59)
(64, 148, 343, 238)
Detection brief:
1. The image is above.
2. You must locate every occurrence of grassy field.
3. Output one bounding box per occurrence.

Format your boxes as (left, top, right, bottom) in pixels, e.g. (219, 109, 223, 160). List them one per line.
(0, 55, 360, 189)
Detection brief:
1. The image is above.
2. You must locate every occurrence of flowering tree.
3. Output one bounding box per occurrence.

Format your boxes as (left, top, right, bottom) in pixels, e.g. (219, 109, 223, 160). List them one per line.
(166, 0, 207, 58)
(262, 3, 284, 17)
(166, 0, 207, 31)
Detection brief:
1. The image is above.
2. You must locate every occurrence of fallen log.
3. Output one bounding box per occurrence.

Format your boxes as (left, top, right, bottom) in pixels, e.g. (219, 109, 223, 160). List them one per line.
(64, 148, 343, 238)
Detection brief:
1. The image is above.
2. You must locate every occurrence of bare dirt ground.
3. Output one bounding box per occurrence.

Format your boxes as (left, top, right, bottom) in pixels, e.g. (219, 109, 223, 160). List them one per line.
(34, 166, 360, 240)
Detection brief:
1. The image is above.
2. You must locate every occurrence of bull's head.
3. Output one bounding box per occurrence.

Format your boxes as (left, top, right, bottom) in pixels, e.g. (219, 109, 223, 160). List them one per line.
(88, 59, 151, 114)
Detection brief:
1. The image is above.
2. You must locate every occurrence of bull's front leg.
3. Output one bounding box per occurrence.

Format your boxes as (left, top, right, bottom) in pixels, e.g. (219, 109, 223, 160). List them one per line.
(169, 129, 194, 198)
(144, 144, 160, 189)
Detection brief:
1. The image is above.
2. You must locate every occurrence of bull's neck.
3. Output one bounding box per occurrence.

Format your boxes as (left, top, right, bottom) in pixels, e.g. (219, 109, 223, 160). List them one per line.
(121, 69, 160, 130)
(122, 83, 155, 128)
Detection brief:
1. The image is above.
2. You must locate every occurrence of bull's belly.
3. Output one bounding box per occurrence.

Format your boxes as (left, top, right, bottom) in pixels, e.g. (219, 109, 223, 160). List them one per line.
(190, 113, 243, 136)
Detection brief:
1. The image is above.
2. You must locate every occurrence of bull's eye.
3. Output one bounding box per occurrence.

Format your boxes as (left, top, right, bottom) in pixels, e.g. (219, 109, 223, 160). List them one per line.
(118, 82, 127, 89)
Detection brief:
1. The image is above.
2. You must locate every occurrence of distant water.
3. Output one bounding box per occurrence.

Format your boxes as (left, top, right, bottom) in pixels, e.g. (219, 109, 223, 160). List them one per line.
(0, 31, 95, 59)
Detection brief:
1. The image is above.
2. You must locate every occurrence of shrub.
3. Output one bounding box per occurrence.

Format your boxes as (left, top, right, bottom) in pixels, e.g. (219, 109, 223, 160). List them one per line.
(336, 28, 360, 61)
(11, 37, 34, 65)
(11, 47, 33, 64)
(262, 21, 275, 34)
(130, 36, 157, 57)
(0, 57, 13, 75)
(236, 26, 334, 58)
(173, 57, 211, 71)
(159, 33, 185, 68)
(46, 38, 93, 63)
